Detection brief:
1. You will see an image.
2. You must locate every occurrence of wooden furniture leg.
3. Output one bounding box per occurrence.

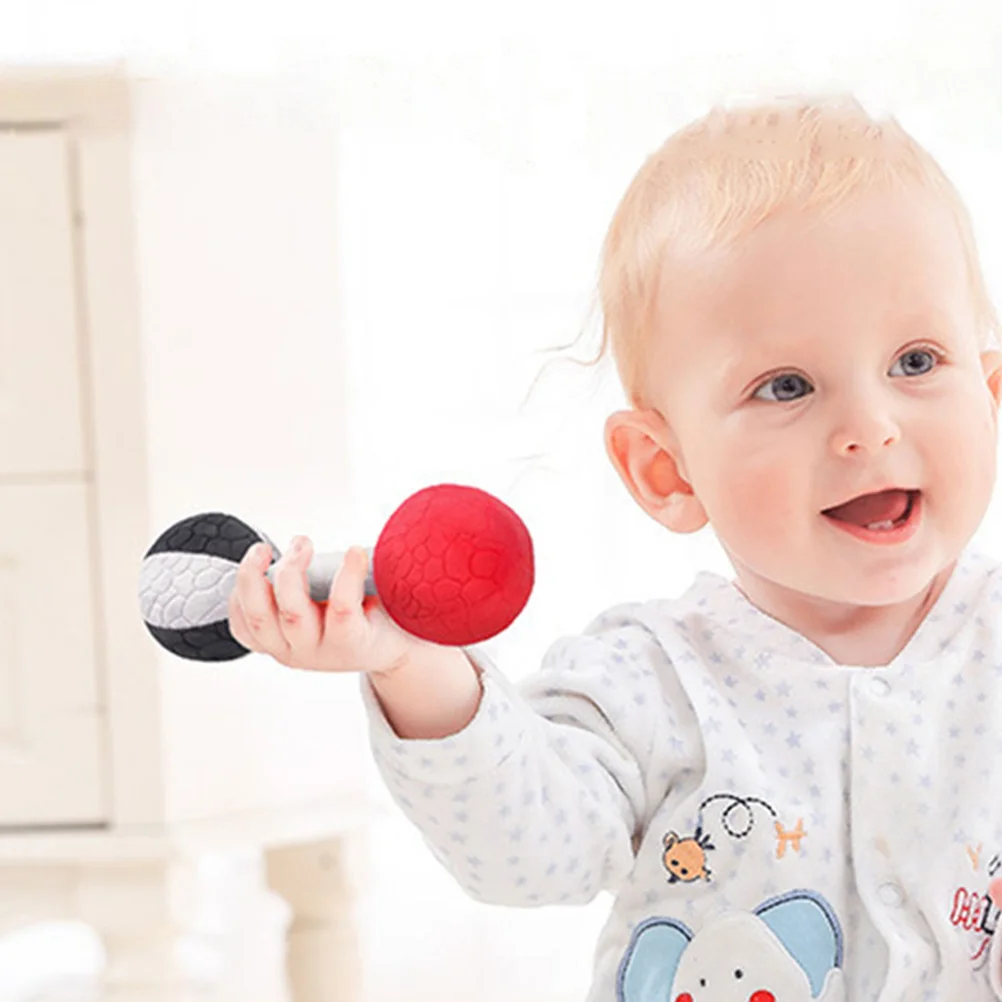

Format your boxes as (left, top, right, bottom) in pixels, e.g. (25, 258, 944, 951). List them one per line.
(265, 834, 364, 1002)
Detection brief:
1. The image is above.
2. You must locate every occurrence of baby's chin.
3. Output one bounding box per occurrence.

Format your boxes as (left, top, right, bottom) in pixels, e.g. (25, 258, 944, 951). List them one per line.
(801, 574, 939, 609)
(727, 544, 953, 610)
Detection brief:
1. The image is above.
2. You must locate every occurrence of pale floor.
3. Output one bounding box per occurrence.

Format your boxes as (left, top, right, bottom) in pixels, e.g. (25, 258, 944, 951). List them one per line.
(0, 810, 602, 1002)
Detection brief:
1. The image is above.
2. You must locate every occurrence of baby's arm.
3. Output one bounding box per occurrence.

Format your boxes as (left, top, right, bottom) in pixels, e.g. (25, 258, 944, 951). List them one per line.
(226, 532, 677, 907)
(367, 642, 485, 739)
(362, 608, 677, 908)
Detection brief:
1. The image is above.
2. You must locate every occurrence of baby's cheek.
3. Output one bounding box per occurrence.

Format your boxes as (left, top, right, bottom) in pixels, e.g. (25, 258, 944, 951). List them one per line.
(709, 463, 799, 535)
(932, 404, 996, 515)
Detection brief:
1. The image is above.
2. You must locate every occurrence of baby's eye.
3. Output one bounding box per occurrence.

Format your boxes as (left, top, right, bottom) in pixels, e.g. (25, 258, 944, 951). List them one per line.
(889, 347, 939, 377)
(752, 372, 812, 403)
(751, 346, 942, 403)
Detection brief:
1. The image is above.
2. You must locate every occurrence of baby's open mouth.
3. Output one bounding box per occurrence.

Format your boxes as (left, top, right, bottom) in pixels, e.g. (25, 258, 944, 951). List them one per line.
(822, 488, 920, 531)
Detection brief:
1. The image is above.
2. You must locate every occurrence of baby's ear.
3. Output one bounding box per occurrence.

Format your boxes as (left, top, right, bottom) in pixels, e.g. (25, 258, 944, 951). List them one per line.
(604, 409, 707, 534)
(981, 349, 1002, 413)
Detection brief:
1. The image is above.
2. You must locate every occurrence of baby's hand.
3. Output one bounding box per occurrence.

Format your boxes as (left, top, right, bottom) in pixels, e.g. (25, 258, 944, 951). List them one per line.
(227, 537, 419, 676)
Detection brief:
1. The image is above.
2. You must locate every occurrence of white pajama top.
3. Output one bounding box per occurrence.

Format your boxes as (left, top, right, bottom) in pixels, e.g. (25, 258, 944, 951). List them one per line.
(362, 543, 1002, 1002)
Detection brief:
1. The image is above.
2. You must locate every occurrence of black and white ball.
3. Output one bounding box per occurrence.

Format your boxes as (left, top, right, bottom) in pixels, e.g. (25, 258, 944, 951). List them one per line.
(138, 512, 279, 661)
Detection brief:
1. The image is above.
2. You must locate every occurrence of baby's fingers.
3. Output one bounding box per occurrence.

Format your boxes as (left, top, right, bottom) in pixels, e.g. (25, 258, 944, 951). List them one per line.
(230, 543, 290, 658)
(227, 590, 256, 651)
(323, 547, 369, 643)
(271, 536, 323, 656)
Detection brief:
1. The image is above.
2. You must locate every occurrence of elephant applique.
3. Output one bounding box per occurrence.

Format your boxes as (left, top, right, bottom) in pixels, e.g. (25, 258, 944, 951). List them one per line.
(617, 890, 845, 1002)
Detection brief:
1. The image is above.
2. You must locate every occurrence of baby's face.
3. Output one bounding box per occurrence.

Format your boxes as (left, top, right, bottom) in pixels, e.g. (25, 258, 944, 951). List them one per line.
(647, 184, 1002, 609)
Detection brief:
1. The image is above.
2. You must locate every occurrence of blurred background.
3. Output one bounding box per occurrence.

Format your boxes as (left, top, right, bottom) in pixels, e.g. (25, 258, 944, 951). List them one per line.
(2, 0, 1002, 999)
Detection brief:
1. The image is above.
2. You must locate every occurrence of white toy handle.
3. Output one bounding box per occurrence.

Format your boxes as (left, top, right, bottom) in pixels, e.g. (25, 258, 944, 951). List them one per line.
(264, 548, 376, 603)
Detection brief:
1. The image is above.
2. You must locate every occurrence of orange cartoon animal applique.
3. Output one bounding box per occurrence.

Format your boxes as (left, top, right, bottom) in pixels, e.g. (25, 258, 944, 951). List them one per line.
(663, 823, 715, 884)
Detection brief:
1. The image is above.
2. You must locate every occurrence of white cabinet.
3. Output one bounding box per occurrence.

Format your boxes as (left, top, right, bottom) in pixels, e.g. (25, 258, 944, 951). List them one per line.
(0, 127, 104, 827)
(0, 130, 88, 475)
(0, 484, 105, 825)
(0, 68, 371, 1001)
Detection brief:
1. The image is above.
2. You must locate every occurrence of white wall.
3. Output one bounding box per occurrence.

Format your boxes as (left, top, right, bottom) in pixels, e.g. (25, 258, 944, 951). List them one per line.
(127, 72, 372, 821)
(2, 0, 1002, 999)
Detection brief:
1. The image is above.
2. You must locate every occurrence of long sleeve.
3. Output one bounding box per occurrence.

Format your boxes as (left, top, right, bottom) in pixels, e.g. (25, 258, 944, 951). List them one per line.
(360, 604, 691, 907)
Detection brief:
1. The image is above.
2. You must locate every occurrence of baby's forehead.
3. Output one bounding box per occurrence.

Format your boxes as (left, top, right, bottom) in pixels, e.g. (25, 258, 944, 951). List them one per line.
(653, 288, 970, 365)
(658, 192, 971, 328)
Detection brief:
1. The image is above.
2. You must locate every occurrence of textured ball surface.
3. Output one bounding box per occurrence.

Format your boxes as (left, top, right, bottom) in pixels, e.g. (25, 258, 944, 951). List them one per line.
(372, 484, 533, 645)
(139, 512, 278, 661)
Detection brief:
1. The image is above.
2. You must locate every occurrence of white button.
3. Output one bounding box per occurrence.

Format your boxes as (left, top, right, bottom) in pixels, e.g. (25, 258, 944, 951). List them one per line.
(879, 882, 904, 907)
(869, 677, 891, 697)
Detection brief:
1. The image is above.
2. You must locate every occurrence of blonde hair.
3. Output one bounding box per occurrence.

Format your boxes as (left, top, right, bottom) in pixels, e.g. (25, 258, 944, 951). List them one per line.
(594, 92, 1001, 406)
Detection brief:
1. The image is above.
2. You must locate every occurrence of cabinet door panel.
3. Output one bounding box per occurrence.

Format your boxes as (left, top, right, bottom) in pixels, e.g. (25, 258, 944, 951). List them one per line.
(0, 483, 105, 825)
(0, 129, 87, 476)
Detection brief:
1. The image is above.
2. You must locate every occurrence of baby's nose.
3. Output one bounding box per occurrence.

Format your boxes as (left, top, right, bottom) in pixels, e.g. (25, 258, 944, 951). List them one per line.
(829, 409, 901, 457)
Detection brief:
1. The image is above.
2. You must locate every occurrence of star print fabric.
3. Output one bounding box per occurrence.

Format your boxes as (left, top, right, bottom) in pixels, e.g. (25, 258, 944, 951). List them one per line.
(360, 544, 1002, 1001)
(363, 607, 689, 906)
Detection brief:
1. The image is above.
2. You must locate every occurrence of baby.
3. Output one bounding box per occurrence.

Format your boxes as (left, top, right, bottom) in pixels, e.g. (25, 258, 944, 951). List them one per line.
(229, 92, 1002, 1001)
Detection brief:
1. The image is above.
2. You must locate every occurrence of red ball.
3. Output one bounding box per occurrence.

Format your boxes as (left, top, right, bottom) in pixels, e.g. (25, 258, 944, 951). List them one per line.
(372, 484, 534, 646)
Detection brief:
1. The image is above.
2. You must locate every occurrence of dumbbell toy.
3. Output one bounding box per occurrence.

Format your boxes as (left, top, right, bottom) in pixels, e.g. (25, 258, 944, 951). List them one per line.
(138, 483, 534, 661)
